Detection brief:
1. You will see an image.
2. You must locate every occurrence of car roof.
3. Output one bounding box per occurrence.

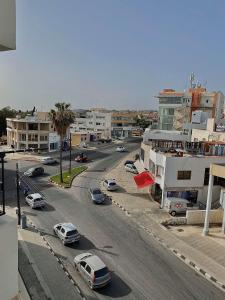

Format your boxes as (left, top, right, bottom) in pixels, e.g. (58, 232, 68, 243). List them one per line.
(29, 193, 42, 199)
(166, 197, 189, 203)
(42, 156, 52, 160)
(90, 187, 101, 192)
(106, 179, 116, 184)
(77, 253, 106, 270)
(126, 164, 135, 167)
(60, 223, 77, 231)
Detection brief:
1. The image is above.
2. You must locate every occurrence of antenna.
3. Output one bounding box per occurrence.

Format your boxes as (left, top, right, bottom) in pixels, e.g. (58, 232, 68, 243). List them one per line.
(190, 72, 195, 88)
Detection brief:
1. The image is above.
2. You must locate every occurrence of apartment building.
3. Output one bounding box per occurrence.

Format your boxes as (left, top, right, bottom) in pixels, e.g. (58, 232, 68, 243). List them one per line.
(6, 113, 55, 151)
(157, 78, 224, 131)
(111, 111, 141, 137)
(0, 2, 18, 300)
(192, 118, 225, 143)
(71, 109, 111, 139)
(139, 130, 225, 209)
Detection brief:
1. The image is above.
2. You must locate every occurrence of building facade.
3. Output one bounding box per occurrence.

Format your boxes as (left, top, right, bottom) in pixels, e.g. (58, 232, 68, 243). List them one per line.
(139, 138, 225, 209)
(6, 113, 54, 151)
(157, 83, 224, 131)
(71, 110, 111, 139)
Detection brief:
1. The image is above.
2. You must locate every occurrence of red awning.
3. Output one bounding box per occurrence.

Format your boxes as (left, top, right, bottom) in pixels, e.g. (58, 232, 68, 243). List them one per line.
(134, 171, 155, 189)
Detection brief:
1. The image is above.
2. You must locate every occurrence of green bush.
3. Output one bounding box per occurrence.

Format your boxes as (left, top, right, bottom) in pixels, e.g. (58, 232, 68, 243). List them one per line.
(50, 166, 87, 188)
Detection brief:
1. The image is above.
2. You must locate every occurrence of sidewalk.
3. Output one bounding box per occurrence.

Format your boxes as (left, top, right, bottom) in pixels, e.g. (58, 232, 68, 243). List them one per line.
(103, 153, 225, 292)
(7, 208, 82, 300)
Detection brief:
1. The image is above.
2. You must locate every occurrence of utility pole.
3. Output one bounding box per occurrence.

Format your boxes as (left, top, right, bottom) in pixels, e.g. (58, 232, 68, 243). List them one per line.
(69, 132, 72, 174)
(0, 152, 6, 215)
(16, 162, 21, 225)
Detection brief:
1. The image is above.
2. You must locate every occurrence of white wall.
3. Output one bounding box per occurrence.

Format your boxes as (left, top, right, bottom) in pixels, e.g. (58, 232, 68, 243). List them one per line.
(0, 215, 18, 300)
(0, 0, 16, 51)
(164, 155, 225, 188)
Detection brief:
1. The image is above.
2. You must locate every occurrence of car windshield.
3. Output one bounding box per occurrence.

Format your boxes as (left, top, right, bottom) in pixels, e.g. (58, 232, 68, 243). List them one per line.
(34, 198, 43, 202)
(66, 230, 78, 236)
(92, 189, 102, 195)
(94, 267, 109, 278)
(27, 168, 35, 172)
(109, 182, 116, 186)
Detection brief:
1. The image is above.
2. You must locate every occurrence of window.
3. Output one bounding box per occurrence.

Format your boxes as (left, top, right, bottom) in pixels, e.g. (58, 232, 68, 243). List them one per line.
(204, 168, 209, 185)
(28, 123, 38, 130)
(85, 265, 91, 274)
(96, 122, 101, 125)
(61, 228, 65, 234)
(177, 171, 191, 180)
(80, 261, 86, 268)
(40, 135, 48, 141)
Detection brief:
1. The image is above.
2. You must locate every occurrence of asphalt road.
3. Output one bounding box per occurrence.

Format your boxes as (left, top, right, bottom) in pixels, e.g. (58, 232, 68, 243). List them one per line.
(3, 139, 225, 300)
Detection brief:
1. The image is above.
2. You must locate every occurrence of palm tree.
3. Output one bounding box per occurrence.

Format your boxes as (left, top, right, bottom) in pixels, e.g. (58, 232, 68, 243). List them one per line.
(49, 102, 74, 183)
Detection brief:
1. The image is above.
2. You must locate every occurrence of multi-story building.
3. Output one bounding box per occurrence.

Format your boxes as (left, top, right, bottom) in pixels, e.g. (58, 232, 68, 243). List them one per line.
(71, 109, 111, 139)
(138, 131, 225, 209)
(6, 112, 59, 151)
(156, 89, 184, 130)
(192, 118, 225, 143)
(157, 77, 224, 131)
(111, 111, 140, 137)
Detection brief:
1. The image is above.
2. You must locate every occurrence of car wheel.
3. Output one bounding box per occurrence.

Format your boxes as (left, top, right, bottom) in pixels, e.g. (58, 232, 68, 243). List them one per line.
(171, 211, 176, 217)
(53, 229, 56, 235)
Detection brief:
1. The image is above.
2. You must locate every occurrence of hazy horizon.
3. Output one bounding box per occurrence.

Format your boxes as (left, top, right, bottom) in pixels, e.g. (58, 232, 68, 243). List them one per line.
(1, 0, 225, 111)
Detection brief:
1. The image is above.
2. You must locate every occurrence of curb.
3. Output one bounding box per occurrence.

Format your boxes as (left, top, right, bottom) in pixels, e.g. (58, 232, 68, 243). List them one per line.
(26, 219, 87, 300)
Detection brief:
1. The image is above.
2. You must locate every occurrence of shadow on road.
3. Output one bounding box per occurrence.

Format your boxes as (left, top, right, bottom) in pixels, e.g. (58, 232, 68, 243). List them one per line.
(97, 271, 132, 298)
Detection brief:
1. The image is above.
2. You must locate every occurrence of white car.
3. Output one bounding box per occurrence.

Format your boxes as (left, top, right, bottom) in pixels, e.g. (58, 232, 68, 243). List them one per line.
(25, 193, 46, 209)
(40, 156, 57, 165)
(74, 253, 111, 289)
(103, 179, 118, 191)
(125, 163, 138, 174)
(53, 223, 80, 245)
(116, 146, 126, 152)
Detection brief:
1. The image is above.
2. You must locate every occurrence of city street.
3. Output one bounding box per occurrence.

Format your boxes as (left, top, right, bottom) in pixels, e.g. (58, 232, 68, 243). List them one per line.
(3, 139, 225, 300)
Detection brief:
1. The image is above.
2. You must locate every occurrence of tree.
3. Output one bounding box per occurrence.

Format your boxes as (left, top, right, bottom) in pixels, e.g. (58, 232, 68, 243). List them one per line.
(134, 114, 151, 130)
(49, 102, 75, 183)
(0, 106, 17, 136)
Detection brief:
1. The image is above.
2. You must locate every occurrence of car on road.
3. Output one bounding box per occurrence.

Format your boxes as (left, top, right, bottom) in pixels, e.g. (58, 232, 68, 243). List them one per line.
(40, 156, 57, 165)
(53, 223, 80, 245)
(125, 163, 138, 174)
(89, 187, 105, 204)
(24, 167, 44, 177)
(25, 193, 46, 209)
(116, 146, 126, 152)
(74, 253, 111, 289)
(103, 179, 118, 191)
(124, 160, 134, 166)
(75, 153, 88, 162)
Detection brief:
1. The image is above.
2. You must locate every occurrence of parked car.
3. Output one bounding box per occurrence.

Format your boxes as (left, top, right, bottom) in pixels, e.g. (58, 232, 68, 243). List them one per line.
(75, 153, 88, 162)
(40, 156, 57, 165)
(89, 188, 105, 204)
(125, 163, 138, 174)
(53, 223, 80, 245)
(103, 179, 118, 191)
(24, 167, 44, 177)
(25, 193, 46, 209)
(124, 160, 134, 166)
(116, 146, 126, 152)
(74, 253, 111, 289)
(164, 197, 193, 216)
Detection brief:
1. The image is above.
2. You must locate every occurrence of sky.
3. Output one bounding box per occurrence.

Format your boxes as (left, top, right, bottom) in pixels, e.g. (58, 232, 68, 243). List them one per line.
(1, 0, 225, 111)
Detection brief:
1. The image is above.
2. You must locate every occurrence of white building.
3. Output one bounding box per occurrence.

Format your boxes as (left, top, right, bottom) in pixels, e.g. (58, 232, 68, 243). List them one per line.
(71, 110, 111, 139)
(0, 1, 18, 300)
(139, 134, 225, 209)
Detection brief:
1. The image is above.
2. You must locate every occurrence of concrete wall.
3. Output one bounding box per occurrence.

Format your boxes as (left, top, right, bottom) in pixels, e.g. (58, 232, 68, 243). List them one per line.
(186, 209, 223, 225)
(0, 0, 16, 51)
(0, 215, 18, 300)
(164, 155, 225, 189)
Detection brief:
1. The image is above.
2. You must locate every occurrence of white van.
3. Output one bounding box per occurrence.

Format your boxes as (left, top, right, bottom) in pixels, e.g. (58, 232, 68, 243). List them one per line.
(164, 197, 193, 216)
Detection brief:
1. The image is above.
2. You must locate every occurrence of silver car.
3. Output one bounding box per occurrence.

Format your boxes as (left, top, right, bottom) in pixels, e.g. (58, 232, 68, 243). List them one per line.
(125, 163, 138, 174)
(25, 193, 46, 209)
(53, 223, 80, 245)
(74, 253, 111, 289)
(89, 188, 105, 204)
(103, 179, 118, 191)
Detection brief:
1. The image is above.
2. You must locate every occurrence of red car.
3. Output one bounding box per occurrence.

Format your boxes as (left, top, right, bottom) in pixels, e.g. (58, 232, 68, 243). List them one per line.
(75, 153, 88, 162)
